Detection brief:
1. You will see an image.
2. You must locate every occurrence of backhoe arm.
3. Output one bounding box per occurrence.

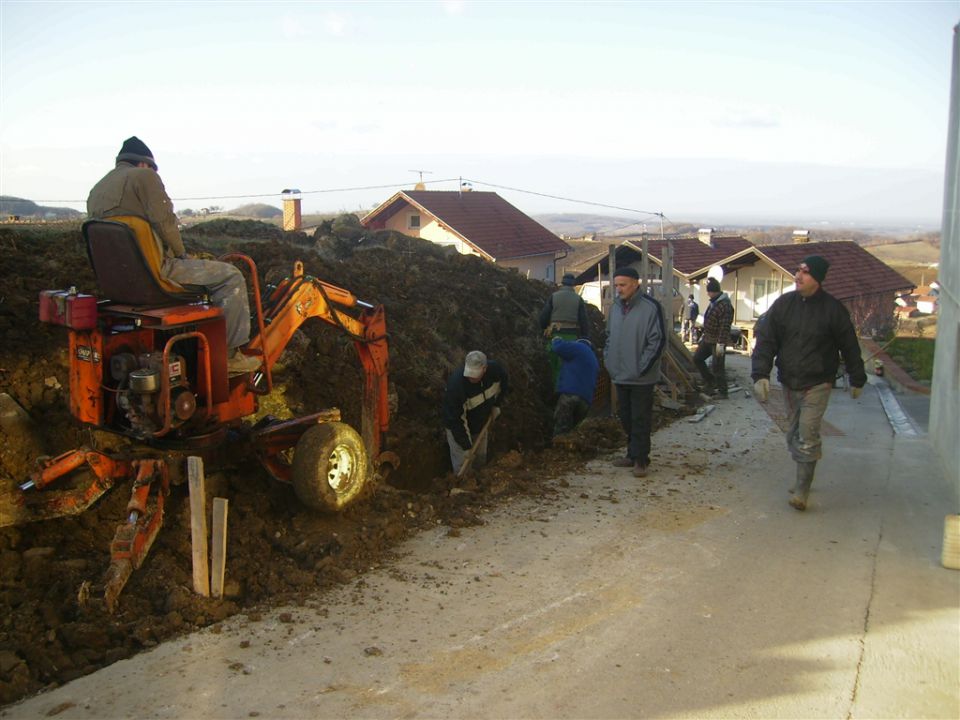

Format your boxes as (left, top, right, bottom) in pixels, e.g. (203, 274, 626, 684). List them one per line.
(246, 263, 390, 457)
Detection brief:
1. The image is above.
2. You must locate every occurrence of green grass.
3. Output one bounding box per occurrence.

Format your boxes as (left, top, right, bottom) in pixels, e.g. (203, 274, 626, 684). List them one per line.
(886, 337, 936, 382)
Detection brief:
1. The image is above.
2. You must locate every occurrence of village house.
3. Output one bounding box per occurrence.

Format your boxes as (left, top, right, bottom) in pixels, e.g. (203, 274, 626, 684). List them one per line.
(361, 189, 570, 282)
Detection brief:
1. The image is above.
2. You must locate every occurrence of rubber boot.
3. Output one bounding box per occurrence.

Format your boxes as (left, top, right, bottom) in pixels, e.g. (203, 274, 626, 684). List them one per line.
(789, 461, 816, 511)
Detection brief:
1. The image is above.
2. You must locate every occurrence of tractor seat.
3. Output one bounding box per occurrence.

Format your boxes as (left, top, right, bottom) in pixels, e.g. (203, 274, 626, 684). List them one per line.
(83, 219, 207, 307)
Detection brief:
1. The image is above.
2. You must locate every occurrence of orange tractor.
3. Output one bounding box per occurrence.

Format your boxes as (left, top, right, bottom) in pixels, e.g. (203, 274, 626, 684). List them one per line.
(6, 219, 396, 610)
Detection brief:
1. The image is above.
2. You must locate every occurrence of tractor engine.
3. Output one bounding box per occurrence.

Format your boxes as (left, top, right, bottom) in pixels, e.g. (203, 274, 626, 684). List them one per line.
(110, 351, 196, 436)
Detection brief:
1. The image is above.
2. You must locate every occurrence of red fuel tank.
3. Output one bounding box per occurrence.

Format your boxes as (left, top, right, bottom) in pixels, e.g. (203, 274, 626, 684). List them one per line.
(39, 289, 98, 330)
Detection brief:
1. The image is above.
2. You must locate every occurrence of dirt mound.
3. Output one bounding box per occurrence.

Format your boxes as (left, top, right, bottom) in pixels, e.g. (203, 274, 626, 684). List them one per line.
(0, 219, 628, 706)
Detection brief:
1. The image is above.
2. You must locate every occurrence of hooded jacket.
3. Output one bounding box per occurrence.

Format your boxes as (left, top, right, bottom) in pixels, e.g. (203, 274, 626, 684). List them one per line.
(751, 288, 866, 391)
(603, 291, 665, 386)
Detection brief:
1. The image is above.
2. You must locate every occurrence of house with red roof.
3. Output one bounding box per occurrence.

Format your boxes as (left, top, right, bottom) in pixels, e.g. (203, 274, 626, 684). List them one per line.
(361, 190, 571, 282)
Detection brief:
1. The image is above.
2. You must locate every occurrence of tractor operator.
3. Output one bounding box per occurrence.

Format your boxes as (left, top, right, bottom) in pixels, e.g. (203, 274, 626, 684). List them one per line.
(87, 136, 260, 375)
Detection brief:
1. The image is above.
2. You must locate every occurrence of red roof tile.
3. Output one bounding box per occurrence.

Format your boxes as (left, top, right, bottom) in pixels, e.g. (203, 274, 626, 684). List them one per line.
(362, 191, 569, 260)
(757, 241, 914, 301)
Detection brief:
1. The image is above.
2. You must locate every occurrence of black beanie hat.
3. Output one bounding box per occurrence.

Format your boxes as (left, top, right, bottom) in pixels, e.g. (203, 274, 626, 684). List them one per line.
(706, 277, 721, 293)
(613, 266, 639, 280)
(801, 255, 829, 284)
(116, 136, 157, 170)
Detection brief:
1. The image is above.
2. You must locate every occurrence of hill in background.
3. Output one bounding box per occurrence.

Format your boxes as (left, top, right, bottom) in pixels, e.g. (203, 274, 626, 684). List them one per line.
(0, 196, 81, 220)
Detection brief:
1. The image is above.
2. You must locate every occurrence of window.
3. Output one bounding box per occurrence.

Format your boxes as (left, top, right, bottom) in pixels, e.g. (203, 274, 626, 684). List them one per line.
(753, 278, 780, 318)
(408, 214, 421, 229)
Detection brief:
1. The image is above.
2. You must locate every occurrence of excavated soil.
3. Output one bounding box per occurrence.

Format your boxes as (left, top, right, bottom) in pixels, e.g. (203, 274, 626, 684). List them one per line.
(0, 219, 681, 706)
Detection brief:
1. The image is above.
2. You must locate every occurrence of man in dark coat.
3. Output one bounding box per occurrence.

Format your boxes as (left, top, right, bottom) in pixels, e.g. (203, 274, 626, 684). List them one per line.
(442, 351, 509, 474)
(751, 255, 867, 511)
(694, 277, 734, 398)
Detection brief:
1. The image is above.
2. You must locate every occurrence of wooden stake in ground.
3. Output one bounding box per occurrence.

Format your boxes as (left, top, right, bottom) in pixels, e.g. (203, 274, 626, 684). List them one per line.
(187, 456, 210, 597)
(211, 498, 229, 598)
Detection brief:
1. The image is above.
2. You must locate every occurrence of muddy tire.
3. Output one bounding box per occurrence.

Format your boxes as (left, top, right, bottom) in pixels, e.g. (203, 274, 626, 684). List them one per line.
(291, 422, 369, 511)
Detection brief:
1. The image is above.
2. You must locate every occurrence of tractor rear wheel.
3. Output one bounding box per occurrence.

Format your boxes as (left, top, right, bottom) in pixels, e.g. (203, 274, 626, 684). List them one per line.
(291, 422, 369, 511)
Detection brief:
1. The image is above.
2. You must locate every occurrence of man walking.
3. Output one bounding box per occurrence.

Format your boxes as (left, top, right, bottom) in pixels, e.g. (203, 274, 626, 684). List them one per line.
(751, 255, 866, 511)
(87, 136, 259, 375)
(550, 337, 599, 437)
(693, 277, 734, 398)
(442, 351, 509, 474)
(604, 267, 666, 477)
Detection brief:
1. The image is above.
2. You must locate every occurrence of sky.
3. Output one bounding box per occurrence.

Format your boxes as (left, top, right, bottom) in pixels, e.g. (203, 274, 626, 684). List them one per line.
(1, 0, 957, 228)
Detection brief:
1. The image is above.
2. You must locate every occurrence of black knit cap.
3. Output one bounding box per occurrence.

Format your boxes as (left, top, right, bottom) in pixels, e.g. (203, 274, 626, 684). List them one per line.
(706, 277, 721, 293)
(116, 136, 157, 170)
(801, 255, 830, 284)
(613, 266, 639, 280)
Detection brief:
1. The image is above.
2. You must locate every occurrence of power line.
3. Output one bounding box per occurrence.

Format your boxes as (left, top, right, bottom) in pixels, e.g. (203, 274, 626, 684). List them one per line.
(461, 177, 665, 218)
(31, 177, 459, 205)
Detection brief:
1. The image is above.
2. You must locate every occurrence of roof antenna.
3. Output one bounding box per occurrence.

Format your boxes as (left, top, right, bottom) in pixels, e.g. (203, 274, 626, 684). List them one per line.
(408, 169, 432, 191)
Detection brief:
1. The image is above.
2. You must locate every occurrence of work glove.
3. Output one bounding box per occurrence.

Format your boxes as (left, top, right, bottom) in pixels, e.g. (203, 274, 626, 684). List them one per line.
(753, 378, 770, 403)
(850, 386, 863, 400)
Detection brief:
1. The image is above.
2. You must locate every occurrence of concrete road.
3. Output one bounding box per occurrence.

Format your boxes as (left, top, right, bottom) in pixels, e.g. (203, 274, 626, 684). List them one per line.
(4, 355, 958, 719)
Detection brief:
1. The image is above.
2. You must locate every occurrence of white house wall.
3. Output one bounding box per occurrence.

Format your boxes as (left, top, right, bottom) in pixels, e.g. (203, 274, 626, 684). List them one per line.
(931, 24, 960, 483)
(381, 210, 481, 257)
(498, 256, 556, 283)
(731, 262, 794, 326)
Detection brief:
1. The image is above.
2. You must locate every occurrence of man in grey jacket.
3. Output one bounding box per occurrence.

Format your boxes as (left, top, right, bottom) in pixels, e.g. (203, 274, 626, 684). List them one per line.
(87, 136, 259, 375)
(604, 267, 666, 477)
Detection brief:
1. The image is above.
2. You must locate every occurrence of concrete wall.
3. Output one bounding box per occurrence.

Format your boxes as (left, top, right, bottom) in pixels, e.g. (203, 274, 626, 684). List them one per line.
(930, 24, 960, 482)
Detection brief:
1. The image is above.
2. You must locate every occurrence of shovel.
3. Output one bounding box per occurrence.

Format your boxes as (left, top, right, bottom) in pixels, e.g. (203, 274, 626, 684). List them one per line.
(457, 411, 497, 478)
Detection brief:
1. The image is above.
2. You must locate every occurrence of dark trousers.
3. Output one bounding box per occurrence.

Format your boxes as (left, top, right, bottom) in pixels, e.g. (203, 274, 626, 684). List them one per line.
(553, 393, 589, 437)
(693, 342, 727, 395)
(615, 384, 654, 466)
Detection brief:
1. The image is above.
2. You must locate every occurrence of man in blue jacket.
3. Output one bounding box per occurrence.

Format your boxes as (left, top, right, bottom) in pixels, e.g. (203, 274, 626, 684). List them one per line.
(551, 337, 600, 437)
(604, 267, 666, 477)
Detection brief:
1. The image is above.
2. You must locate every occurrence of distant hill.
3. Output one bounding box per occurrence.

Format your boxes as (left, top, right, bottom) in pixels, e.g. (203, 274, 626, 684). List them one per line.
(535, 213, 940, 248)
(0, 196, 82, 220)
(229, 203, 282, 219)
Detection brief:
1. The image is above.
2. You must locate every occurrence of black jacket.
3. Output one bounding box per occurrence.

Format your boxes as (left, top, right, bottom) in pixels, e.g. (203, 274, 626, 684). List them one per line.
(751, 289, 866, 391)
(442, 361, 509, 449)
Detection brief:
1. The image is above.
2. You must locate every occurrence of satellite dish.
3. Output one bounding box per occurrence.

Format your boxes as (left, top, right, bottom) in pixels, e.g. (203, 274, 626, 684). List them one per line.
(707, 265, 724, 282)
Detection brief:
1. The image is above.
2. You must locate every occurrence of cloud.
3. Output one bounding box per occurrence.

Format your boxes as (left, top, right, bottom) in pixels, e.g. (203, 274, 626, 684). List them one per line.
(441, 1, 466, 16)
(323, 11, 349, 36)
(712, 109, 781, 129)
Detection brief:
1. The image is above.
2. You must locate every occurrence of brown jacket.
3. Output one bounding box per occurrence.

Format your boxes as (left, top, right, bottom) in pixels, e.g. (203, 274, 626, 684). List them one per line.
(87, 162, 186, 257)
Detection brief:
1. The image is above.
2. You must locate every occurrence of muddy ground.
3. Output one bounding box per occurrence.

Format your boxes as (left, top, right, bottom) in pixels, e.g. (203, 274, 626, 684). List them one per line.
(0, 219, 683, 706)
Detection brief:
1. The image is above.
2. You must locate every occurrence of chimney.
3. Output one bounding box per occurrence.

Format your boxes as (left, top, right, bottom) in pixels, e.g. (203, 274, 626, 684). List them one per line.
(414, 181, 426, 191)
(792, 229, 810, 244)
(281, 188, 302, 231)
(698, 228, 715, 246)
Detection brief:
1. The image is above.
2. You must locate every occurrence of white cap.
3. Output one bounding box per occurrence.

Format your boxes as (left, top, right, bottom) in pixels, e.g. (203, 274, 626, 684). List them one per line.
(463, 350, 487, 379)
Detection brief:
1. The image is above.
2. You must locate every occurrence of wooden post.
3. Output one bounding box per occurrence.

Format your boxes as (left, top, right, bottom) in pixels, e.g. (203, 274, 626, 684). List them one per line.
(662, 242, 674, 326)
(606, 244, 618, 416)
(210, 498, 229, 599)
(641, 235, 649, 293)
(187, 456, 210, 597)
